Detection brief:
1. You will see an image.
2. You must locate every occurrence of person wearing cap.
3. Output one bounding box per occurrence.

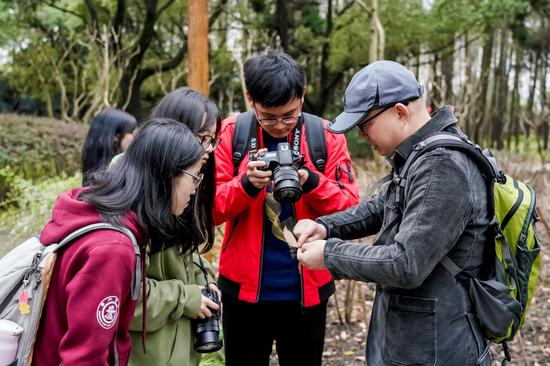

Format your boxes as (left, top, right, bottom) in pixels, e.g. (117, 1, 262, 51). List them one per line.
(294, 60, 491, 365)
(213, 51, 359, 366)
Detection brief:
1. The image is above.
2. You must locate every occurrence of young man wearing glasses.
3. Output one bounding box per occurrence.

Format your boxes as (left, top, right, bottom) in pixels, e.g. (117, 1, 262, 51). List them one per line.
(213, 51, 359, 366)
(294, 61, 491, 365)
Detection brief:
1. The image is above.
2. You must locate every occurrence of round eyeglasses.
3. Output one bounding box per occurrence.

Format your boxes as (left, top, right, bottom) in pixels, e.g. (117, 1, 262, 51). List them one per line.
(181, 170, 204, 189)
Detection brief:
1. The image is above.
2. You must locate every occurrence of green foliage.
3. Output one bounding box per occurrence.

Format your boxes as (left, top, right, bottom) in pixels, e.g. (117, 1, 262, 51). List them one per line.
(379, 0, 428, 59)
(199, 351, 225, 366)
(346, 131, 374, 160)
(328, 8, 371, 72)
(0, 114, 87, 200)
(0, 171, 81, 257)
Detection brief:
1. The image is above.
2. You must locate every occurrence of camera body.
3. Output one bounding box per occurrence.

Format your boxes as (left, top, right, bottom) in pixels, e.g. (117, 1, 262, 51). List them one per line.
(192, 288, 223, 353)
(250, 142, 304, 203)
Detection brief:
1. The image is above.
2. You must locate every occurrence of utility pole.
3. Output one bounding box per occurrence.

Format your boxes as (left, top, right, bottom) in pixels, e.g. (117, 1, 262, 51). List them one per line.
(187, 0, 209, 96)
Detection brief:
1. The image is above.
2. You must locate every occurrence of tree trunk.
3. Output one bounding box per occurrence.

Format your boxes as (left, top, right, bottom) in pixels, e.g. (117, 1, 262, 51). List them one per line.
(188, 0, 209, 96)
(508, 43, 522, 151)
(473, 30, 494, 144)
(541, 53, 549, 150)
(524, 51, 541, 151)
(430, 53, 441, 111)
(442, 48, 454, 105)
(368, 0, 383, 63)
(490, 29, 509, 149)
(462, 33, 475, 136)
(119, 0, 158, 115)
(275, 0, 289, 50)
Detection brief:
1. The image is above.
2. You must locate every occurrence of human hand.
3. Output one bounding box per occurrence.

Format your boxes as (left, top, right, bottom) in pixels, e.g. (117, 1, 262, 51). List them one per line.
(207, 283, 221, 301)
(298, 169, 309, 186)
(197, 285, 221, 319)
(294, 219, 327, 247)
(247, 148, 272, 189)
(297, 240, 327, 270)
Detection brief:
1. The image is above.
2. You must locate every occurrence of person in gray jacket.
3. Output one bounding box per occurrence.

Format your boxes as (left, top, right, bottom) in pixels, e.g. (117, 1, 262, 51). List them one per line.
(294, 60, 492, 365)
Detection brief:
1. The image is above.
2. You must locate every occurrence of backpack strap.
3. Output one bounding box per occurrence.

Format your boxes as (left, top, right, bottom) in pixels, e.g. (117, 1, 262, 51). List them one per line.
(57, 223, 141, 301)
(392, 132, 507, 278)
(232, 111, 258, 176)
(231, 111, 328, 176)
(303, 112, 327, 173)
(395, 131, 504, 209)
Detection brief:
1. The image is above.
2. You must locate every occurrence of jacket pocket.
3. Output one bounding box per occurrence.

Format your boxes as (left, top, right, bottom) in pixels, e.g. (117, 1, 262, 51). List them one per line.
(383, 294, 437, 366)
(168, 322, 180, 362)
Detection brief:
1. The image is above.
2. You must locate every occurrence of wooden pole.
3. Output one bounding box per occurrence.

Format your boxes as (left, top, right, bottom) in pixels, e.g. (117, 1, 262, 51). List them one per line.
(187, 0, 209, 96)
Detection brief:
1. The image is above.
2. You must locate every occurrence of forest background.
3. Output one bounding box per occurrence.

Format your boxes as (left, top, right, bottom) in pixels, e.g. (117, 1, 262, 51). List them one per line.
(0, 0, 549, 365)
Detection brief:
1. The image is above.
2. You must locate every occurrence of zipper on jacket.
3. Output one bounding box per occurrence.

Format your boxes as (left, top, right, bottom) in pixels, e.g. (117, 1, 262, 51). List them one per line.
(255, 210, 266, 302)
(221, 216, 240, 253)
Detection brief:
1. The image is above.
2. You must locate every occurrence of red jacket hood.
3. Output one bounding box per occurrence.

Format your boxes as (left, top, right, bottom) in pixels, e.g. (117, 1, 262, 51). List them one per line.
(40, 187, 145, 246)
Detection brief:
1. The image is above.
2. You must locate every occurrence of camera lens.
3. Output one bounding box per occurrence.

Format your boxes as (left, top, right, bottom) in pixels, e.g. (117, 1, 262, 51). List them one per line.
(192, 289, 223, 353)
(273, 166, 302, 203)
(193, 319, 223, 353)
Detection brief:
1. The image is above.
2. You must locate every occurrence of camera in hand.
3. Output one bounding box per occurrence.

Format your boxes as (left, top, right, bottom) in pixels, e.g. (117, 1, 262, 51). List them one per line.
(250, 142, 304, 203)
(192, 288, 223, 353)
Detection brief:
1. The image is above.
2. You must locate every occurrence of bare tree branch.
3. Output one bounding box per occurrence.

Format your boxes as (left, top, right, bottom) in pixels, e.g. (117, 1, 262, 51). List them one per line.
(83, 0, 100, 34)
(209, 0, 229, 28)
(157, 0, 176, 18)
(44, 1, 86, 22)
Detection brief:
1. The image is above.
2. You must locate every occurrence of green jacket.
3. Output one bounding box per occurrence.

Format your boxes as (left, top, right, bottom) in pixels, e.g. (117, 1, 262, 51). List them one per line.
(128, 247, 215, 366)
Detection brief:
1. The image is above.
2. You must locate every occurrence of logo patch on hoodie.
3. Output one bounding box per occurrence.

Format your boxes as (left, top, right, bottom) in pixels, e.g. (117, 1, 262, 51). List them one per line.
(96, 296, 120, 329)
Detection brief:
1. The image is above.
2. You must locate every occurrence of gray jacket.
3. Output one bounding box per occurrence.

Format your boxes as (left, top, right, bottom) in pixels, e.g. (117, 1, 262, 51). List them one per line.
(318, 107, 491, 365)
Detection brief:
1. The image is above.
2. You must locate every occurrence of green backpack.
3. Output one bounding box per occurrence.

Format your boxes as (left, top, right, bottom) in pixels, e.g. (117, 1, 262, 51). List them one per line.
(395, 131, 542, 361)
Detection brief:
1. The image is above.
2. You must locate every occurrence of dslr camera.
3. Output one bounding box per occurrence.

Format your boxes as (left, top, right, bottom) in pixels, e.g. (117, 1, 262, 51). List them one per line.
(250, 142, 304, 203)
(192, 288, 223, 353)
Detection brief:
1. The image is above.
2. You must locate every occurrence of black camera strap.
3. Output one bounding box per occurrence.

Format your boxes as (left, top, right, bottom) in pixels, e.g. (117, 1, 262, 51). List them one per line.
(195, 249, 211, 285)
(232, 112, 326, 175)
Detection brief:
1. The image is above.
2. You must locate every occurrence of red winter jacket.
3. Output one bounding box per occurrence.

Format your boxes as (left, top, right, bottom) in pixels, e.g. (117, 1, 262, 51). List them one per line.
(213, 115, 359, 307)
(32, 188, 145, 366)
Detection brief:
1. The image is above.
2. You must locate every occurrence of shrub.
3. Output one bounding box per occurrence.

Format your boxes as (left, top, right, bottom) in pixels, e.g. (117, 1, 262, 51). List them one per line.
(0, 171, 81, 257)
(0, 113, 87, 201)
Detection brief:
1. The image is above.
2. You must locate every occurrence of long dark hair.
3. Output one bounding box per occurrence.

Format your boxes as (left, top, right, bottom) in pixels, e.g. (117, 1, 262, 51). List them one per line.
(82, 108, 137, 186)
(150, 87, 221, 253)
(79, 118, 203, 251)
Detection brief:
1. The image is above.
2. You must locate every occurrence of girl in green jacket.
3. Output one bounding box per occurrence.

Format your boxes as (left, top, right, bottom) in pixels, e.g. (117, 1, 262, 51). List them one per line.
(128, 88, 222, 366)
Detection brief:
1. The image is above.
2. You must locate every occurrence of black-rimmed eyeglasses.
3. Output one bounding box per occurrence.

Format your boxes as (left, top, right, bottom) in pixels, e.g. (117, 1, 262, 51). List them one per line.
(357, 102, 410, 133)
(181, 170, 204, 189)
(199, 135, 222, 151)
(253, 104, 302, 126)
(357, 107, 392, 133)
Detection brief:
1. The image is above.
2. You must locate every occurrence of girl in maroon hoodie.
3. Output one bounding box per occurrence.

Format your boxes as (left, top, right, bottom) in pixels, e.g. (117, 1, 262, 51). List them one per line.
(32, 118, 205, 366)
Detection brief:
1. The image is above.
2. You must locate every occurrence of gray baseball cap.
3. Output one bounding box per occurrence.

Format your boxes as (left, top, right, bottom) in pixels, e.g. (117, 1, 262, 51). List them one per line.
(329, 60, 424, 133)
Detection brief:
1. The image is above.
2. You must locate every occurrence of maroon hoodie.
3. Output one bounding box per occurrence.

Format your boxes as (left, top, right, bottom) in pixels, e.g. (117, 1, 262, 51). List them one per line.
(32, 188, 145, 366)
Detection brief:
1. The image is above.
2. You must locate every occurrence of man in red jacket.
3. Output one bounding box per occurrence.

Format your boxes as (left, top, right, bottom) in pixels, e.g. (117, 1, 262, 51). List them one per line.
(214, 52, 359, 366)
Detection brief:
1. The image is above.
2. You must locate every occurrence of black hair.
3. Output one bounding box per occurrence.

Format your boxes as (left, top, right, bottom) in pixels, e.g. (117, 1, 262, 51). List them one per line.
(243, 51, 306, 107)
(150, 87, 221, 253)
(78, 118, 203, 253)
(82, 108, 137, 186)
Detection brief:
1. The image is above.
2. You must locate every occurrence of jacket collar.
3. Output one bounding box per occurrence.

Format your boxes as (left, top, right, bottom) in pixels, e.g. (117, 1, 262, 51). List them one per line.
(388, 106, 458, 170)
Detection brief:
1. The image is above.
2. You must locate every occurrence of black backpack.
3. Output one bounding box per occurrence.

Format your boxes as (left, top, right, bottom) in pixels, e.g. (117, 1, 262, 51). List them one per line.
(231, 111, 327, 176)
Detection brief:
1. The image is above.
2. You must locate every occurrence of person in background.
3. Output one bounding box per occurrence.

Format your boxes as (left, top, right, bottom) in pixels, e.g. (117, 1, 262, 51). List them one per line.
(128, 87, 223, 366)
(294, 60, 491, 365)
(33, 118, 205, 366)
(82, 108, 137, 186)
(213, 52, 359, 366)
